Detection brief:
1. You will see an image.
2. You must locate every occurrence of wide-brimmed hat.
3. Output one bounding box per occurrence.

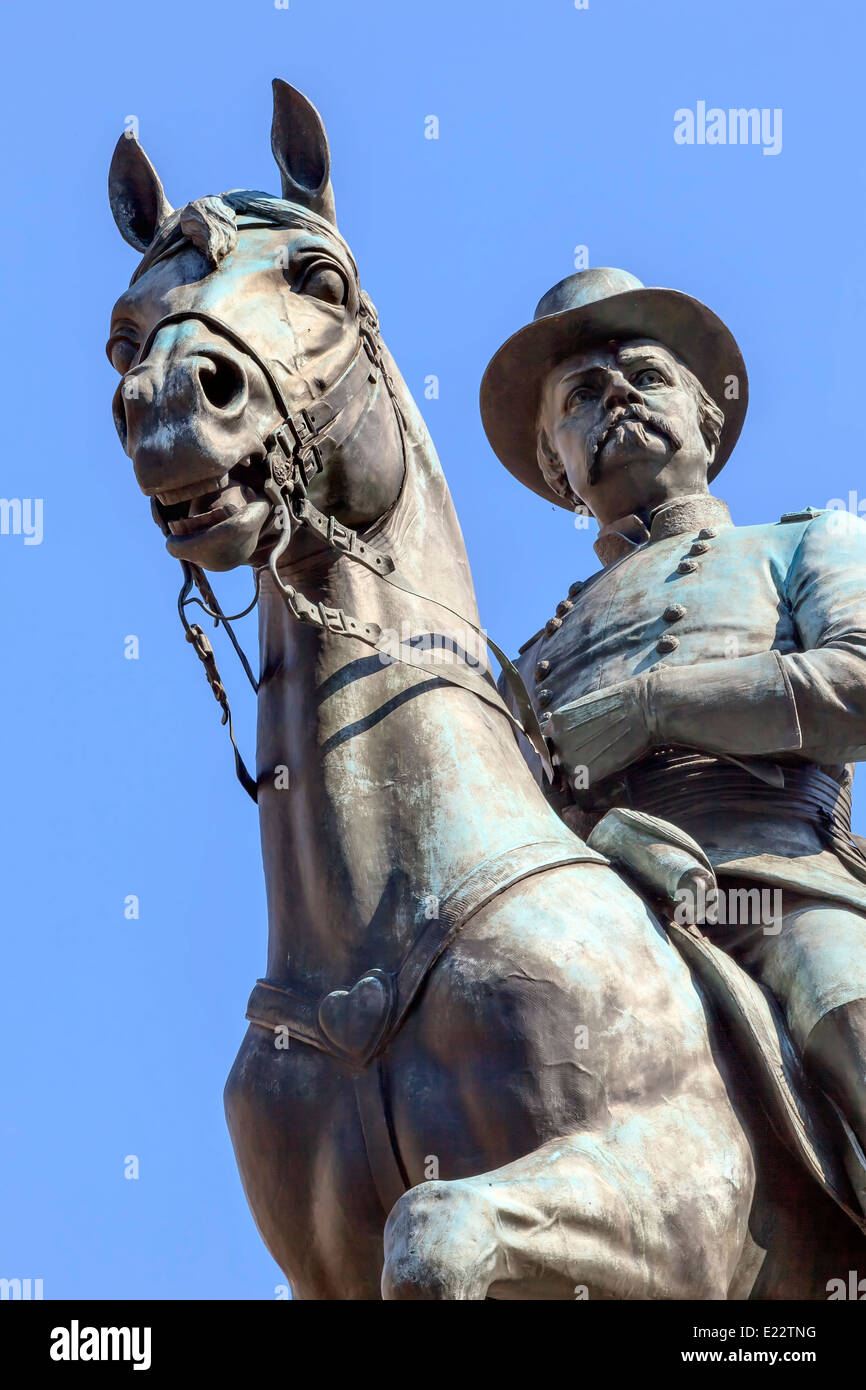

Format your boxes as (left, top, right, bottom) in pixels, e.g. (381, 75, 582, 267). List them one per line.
(480, 267, 748, 509)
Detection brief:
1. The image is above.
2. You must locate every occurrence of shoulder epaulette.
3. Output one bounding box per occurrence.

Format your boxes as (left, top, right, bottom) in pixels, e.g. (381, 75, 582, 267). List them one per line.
(779, 506, 825, 523)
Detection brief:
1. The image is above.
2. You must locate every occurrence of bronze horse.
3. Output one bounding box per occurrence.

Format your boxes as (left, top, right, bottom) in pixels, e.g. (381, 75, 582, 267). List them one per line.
(106, 80, 863, 1298)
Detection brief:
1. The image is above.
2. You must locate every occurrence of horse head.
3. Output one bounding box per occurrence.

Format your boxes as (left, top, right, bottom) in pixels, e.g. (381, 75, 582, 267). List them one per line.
(107, 79, 404, 574)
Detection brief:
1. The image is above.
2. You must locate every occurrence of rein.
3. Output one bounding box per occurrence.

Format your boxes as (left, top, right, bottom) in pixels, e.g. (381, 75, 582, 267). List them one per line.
(140, 299, 553, 801)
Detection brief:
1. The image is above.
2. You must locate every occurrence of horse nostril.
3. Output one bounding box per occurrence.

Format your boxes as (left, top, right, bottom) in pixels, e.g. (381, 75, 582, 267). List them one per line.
(112, 380, 129, 451)
(197, 353, 246, 411)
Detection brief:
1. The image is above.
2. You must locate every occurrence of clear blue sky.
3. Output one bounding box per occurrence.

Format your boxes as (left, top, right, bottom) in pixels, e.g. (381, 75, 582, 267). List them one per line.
(1, 0, 863, 1299)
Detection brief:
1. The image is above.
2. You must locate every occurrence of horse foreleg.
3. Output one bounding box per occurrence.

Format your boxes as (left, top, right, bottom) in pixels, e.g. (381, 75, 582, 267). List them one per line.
(382, 1102, 752, 1300)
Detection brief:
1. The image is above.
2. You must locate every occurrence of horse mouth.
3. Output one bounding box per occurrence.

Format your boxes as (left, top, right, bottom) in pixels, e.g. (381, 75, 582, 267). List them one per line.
(156, 454, 270, 537)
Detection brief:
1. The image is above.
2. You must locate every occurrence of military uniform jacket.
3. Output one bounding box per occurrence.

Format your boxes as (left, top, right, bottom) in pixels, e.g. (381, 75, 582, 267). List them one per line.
(506, 494, 866, 911)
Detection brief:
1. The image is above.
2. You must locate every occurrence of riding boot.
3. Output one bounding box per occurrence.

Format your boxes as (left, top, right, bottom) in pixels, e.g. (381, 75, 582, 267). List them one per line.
(804, 997, 866, 1215)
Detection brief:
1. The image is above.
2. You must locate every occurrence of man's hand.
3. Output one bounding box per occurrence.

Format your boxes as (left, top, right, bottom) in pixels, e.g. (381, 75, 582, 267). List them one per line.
(548, 675, 656, 788)
(549, 650, 806, 792)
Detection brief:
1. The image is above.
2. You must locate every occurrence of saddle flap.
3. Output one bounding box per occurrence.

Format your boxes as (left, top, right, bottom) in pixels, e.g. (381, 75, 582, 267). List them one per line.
(587, 806, 716, 920)
(668, 920, 866, 1234)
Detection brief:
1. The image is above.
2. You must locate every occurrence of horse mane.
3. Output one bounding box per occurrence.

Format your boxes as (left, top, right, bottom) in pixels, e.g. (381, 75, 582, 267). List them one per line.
(130, 190, 358, 286)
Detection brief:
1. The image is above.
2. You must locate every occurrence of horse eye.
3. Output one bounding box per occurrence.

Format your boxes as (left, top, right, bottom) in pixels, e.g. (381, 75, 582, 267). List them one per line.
(295, 263, 348, 307)
(106, 336, 138, 374)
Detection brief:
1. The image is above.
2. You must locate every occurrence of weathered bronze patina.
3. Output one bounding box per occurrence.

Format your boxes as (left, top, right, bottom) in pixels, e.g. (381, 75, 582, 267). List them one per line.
(107, 83, 866, 1298)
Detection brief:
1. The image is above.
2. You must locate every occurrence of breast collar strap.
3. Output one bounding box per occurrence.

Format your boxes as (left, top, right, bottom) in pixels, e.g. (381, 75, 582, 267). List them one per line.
(246, 837, 605, 1215)
(144, 303, 553, 799)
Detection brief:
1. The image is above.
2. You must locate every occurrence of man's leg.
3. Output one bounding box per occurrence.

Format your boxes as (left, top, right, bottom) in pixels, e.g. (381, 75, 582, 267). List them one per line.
(712, 882, 866, 1156)
(803, 1000, 866, 1153)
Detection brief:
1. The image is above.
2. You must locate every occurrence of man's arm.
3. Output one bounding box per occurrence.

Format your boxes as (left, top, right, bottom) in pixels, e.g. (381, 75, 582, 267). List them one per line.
(549, 510, 866, 785)
(648, 510, 866, 765)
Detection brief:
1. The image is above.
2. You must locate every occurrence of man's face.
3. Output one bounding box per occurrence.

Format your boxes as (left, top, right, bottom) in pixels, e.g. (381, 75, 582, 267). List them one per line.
(540, 339, 713, 525)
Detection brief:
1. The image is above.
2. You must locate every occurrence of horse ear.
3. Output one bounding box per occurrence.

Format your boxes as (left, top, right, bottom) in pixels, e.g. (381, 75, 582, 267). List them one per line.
(108, 133, 174, 252)
(270, 79, 337, 225)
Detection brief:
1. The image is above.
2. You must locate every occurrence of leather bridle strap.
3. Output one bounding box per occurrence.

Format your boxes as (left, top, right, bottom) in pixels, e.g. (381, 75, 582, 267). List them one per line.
(138, 308, 296, 414)
(264, 482, 553, 780)
(137, 307, 379, 491)
(176, 563, 259, 803)
(263, 508, 539, 746)
(140, 304, 552, 797)
(286, 490, 552, 775)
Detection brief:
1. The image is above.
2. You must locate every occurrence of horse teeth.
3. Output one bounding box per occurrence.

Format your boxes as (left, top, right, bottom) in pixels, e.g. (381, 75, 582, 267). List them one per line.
(156, 476, 224, 505)
(167, 506, 233, 536)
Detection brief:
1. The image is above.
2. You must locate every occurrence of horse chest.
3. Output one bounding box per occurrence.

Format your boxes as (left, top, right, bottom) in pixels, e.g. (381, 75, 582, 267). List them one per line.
(224, 1025, 387, 1295)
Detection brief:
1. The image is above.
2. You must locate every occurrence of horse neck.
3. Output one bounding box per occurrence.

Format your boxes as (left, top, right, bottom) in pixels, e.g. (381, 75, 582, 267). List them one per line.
(254, 369, 566, 994)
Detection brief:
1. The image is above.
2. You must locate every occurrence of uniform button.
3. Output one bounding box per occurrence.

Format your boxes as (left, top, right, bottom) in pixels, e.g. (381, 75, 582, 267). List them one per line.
(546, 616, 563, 634)
(698, 527, 718, 540)
(656, 634, 680, 654)
(648, 661, 668, 672)
(677, 558, 699, 574)
(536, 688, 552, 707)
(663, 603, 686, 622)
(568, 581, 584, 598)
(535, 659, 551, 679)
(539, 711, 552, 725)
(556, 599, 574, 616)
(689, 539, 711, 556)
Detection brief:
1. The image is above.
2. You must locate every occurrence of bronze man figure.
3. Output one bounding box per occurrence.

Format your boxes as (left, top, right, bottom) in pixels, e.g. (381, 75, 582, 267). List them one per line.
(483, 266, 866, 1165)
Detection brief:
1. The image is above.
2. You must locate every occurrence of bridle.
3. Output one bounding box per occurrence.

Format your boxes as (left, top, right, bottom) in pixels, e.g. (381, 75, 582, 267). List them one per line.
(135, 295, 553, 801)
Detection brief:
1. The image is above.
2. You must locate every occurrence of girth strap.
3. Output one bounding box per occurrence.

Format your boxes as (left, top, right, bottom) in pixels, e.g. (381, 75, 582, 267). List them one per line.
(353, 1062, 411, 1218)
(245, 837, 606, 1213)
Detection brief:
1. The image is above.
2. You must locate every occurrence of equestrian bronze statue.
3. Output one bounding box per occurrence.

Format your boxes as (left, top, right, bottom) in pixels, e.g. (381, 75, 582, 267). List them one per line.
(106, 80, 866, 1299)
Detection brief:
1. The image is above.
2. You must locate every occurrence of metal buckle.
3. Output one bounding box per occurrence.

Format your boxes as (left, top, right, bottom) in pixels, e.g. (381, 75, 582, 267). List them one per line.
(268, 418, 323, 490)
(326, 515, 352, 552)
(287, 410, 316, 449)
(271, 423, 295, 461)
(271, 413, 318, 458)
(318, 603, 348, 634)
(297, 446, 323, 486)
(360, 326, 380, 367)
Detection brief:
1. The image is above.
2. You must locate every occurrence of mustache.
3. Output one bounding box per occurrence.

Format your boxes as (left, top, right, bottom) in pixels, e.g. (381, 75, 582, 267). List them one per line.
(586, 406, 684, 485)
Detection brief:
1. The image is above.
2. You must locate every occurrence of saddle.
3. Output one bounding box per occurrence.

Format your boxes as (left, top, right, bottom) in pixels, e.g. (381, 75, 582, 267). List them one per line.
(245, 810, 866, 1231)
(588, 807, 866, 1235)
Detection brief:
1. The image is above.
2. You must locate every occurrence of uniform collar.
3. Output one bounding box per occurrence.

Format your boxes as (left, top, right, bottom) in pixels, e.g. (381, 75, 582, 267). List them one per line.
(593, 494, 733, 567)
